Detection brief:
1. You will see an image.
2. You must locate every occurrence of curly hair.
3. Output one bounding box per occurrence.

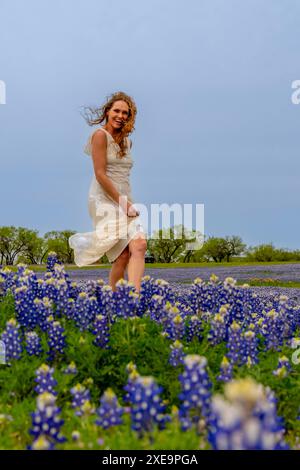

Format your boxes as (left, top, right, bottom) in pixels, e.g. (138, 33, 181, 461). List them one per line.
(81, 91, 137, 158)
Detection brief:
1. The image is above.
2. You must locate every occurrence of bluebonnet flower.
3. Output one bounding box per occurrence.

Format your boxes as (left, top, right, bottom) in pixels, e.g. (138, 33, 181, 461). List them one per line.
(148, 294, 166, 323)
(14, 285, 38, 329)
(92, 314, 110, 349)
(95, 388, 124, 429)
(124, 374, 170, 437)
(111, 279, 139, 319)
(29, 435, 55, 450)
(40, 277, 57, 302)
(278, 296, 299, 340)
(52, 279, 70, 318)
(169, 340, 185, 366)
(163, 305, 185, 341)
(34, 364, 58, 395)
(28, 392, 66, 449)
(71, 430, 81, 442)
(217, 356, 234, 382)
(135, 275, 155, 317)
(78, 400, 95, 417)
(185, 315, 203, 343)
(243, 329, 259, 367)
(46, 252, 62, 273)
(70, 383, 94, 417)
(52, 263, 72, 285)
(124, 362, 140, 404)
(63, 361, 77, 375)
(16, 263, 28, 276)
(25, 331, 43, 357)
(82, 279, 98, 297)
(208, 312, 227, 346)
(178, 355, 212, 432)
(188, 275, 264, 327)
(94, 284, 114, 320)
(34, 297, 53, 332)
(1, 319, 22, 362)
(0, 266, 16, 295)
(273, 356, 292, 379)
(68, 281, 80, 300)
(151, 279, 175, 304)
(46, 317, 66, 362)
(260, 309, 284, 352)
(63, 297, 75, 320)
(187, 277, 206, 315)
(208, 378, 289, 450)
(14, 269, 39, 299)
(226, 321, 245, 366)
(74, 292, 99, 331)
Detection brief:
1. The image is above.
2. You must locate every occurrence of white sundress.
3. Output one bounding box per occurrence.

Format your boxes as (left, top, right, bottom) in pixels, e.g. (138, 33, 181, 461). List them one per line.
(69, 127, 146, 266)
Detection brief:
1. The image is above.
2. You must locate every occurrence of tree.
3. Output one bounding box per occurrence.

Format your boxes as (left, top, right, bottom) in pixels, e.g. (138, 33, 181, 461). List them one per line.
(0, 226, 44, 265)
(148, 225, 203, 263)
(223, 235, 247, 261)
(17, 231, 45, 264)
(246, 243, 276, 262)
(43, 230, 76, 264)
(200, 237, 228, 262)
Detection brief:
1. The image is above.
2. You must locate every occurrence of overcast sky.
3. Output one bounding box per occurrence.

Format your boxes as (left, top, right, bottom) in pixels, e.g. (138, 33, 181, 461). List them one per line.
(0, 0, 299, 249)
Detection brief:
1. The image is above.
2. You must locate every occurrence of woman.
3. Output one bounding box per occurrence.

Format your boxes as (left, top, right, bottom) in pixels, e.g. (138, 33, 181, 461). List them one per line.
(69, 91, 147, 293)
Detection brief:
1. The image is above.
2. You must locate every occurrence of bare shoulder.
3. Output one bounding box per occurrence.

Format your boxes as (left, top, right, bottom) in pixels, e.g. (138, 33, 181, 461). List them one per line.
(91, 128, 107, 147)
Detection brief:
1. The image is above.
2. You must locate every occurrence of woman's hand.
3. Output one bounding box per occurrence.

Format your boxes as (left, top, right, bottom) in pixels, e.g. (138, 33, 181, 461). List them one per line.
(127, 202, 140, 217)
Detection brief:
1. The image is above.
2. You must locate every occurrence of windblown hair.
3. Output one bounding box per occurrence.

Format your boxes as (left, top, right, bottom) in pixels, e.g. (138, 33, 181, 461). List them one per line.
(81, 91, 137, 158)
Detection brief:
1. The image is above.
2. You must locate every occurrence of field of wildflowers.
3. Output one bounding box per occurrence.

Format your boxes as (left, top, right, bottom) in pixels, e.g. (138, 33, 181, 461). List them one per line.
(0, 252, 300, 450)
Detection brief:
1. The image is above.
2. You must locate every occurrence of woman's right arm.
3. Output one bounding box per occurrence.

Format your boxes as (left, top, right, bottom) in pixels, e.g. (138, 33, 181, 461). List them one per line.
(91, 130, 137, 216)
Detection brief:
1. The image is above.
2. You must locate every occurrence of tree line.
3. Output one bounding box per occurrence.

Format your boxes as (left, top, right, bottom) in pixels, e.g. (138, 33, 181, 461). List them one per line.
(0, 225, 299, 266)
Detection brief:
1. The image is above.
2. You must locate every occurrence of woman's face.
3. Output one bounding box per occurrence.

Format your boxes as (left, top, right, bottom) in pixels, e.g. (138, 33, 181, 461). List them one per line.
(107, 100, 129, 130)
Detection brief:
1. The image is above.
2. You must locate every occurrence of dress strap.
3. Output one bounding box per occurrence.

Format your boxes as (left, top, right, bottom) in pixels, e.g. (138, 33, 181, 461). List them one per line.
(90, 127, 131, 152)
(90, 127, 112, 144)
(99, 127, 130, 151)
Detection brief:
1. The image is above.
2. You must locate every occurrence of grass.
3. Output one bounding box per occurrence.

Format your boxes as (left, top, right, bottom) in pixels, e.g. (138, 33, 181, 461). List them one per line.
(236, 279, 300, 288)
(167, 279, 300, 288)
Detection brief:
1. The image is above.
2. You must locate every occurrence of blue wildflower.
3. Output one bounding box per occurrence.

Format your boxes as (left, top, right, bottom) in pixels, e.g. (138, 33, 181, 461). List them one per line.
(34, 364, 58, 395)
(124, 374, 170, 437)
(178, 355, 212, 432)
(46, 317, 66, 362)
(208, 378, 289, 450)
(25, 331, 43, 357)
(95, 388, 124, 429)
(92, 314, 110, 349)
(63, 361, 78, 375)
(169, 340, 185, 366)
(70, 383, 93, 417)
(273, 356, 292, 379)
(1, 319, 22, 362)
(28, 392, 66, 449)
(186, 315, 203, 343)
(217, 356, 234, 382)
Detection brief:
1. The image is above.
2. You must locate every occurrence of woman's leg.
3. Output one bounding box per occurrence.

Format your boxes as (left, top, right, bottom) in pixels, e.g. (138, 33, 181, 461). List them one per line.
(108, 245, 130, 291)
(127, 235, 147, 293)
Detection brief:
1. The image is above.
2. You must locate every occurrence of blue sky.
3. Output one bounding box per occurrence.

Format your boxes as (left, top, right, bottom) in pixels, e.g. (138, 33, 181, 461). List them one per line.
(0, 0, 299, 249)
